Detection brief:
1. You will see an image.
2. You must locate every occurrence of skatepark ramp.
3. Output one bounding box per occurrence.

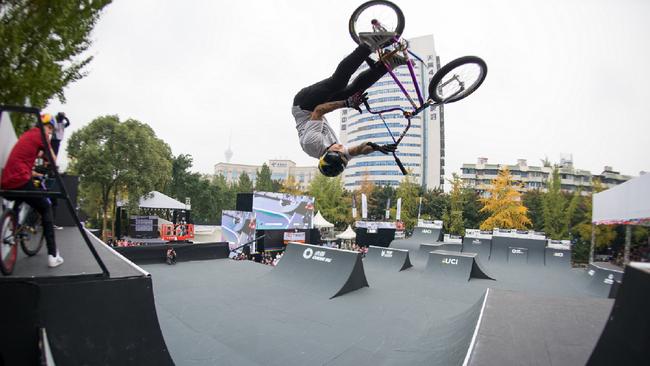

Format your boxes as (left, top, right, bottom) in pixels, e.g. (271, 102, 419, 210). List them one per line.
(411, 226, 443, 243)
(425, 250, 494, 282)
(272, 243, 368, 299)
(364, 246, 412, 271)
(587, 262, 650, 365)
(544, 242, 572, 268)
(462, 230, 492, 263)
(586, 262, 624, 298)
(490, 230, 547, 266)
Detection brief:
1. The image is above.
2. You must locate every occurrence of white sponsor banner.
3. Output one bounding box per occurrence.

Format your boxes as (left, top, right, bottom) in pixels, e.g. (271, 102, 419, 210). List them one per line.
(385, 198, 391, 220)
(351, 195, 357, 218)
(396, 198, 402, 221)
(283, 231, 305, 243)
(361, 193, 368, 219)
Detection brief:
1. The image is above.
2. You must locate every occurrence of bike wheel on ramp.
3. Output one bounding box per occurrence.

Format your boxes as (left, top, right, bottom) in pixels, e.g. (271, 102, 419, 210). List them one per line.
(272, 243, 369, 299)
(364, 245, 412, 272)
(425, 250, 495, 282)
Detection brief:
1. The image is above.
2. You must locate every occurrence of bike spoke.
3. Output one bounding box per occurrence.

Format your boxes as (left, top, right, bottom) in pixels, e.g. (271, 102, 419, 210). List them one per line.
(352, 4, 401, 35)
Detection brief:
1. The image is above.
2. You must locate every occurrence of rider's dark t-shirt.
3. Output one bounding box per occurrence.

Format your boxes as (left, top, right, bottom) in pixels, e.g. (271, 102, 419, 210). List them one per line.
(1, 127, 48, 190)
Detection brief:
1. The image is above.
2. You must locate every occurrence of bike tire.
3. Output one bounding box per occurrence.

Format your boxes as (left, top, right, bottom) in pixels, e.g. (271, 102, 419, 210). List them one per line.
(1, 210, 18, 275)
(20, 210, 45, 256)
(349, 0, 405, 45)
(428, 56, 487, 104)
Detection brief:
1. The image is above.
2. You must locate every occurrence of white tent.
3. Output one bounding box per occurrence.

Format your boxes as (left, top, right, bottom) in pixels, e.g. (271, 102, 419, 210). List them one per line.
(139, 191, 187, 210)
(591, 173, 650, 264)
(336, 225, 356, 240)
(593, 173, 650, 226)
(313, 211, 334, 228)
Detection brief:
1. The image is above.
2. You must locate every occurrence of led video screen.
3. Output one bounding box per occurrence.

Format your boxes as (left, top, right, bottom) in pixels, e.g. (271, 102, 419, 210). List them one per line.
(221, 210, 257, 252)
(253, 192, 314, 230)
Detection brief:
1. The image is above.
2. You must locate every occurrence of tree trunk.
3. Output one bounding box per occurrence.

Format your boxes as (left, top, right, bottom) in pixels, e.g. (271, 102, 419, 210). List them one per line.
(589, 223, 596, 264)
(624, 225, 631, 265)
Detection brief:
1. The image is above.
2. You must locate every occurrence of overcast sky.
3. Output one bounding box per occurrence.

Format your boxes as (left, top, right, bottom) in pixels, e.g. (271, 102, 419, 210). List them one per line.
(46, 0, 650, 180)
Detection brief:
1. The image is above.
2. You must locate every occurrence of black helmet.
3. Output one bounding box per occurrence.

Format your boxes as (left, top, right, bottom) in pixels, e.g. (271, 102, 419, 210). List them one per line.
(318, 151, 347, 177)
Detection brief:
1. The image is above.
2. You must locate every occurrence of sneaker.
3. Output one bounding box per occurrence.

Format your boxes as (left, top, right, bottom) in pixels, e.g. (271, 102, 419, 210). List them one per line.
(379, 49, 409, 68)
(53, 225, 63, 230)
(359, 31, 397, 51)
(48, 254, 64, 268)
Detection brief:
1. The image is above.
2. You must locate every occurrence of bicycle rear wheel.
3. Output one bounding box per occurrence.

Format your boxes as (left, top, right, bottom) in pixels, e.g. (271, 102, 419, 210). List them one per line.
(349, 0, 405, 45)
(1, 210, 18, 275)
(20, 210, 44, 256)
(428, 56, 487, 104)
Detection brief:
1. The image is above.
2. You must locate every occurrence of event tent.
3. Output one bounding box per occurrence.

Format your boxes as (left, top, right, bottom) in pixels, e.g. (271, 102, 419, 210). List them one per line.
(139, 191, 187, 210)
(336, 225, 356, 240)
(312, 211, 334, 228)
(591, 173, 650, 263)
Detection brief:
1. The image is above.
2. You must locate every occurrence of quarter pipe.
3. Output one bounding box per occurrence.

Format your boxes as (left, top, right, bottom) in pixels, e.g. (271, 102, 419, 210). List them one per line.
(424, 250, 495, 282)
(364, 246, 412, 271)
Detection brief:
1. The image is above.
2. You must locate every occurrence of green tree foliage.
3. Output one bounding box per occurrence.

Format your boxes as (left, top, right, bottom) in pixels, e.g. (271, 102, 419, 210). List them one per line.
(421, 188, 449, 221)
(0, 0, 112, 132)
(542, 168, 582, 239)
(308, 175, 349, 229)
(443, 174, 465, 235)
(395, 174, 420, 230)
(572, 180, 616, 252)
(461, 189, 486, 230)
(522, 190, 545, 231)
(164, 155, 235, 225)
(369, 185, 396, 220)
(67, 115, 172, 238)
(479, 167, 531, 230)
(255, 163, 274, 192)
(236, 172, 254, 193)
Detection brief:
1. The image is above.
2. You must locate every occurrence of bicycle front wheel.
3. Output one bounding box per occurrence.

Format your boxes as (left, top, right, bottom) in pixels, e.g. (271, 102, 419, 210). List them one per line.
(20, 210, 44, 256)
(428, 56, 487, 104)
(349, 0, 405, 45)
(1, 210, 18, 275)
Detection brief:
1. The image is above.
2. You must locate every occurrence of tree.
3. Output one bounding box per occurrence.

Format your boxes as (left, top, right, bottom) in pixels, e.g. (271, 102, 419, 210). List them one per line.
(356, 172, 375, 219)
(572, 180, 616, 253)
(67, 115, 172, 239)
(236, 172, 254, 193)
(542, 168, 581, 239)
(308, 175, 349, 228)
(280, 175, 303, 196)
(443, 174, 465, 235)
(479, 167, 531, 230)
(370, 185, 396, 220)
(395, 173, 420, 230)
(522, 190, 545, 231)
(255, 163, 274, 192)
(0, 1, 112, 132)
(462, 189, 486, 230)
(421, 188, 448, 221)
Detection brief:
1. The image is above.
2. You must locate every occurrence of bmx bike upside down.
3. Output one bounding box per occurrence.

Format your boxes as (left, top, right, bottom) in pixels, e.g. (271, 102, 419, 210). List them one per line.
(349, 0, 488, 175)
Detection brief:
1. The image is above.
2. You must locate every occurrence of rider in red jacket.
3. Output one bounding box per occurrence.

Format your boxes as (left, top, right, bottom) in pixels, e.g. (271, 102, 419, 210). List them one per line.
(1, 114, 64, 268)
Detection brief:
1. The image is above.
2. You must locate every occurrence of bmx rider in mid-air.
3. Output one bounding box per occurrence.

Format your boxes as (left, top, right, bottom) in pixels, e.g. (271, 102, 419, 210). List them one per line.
(292, 32, 406, 177)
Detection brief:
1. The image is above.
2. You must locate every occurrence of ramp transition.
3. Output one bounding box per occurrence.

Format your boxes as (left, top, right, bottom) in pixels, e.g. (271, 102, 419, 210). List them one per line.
(425, 250, 494, 282)
(587, 262, 650, 365)
(272, 243, 368, 299)
(364, 246, 412, 271)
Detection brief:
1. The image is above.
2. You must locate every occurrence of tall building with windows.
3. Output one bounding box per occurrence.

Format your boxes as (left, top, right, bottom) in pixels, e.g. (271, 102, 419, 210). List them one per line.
(460, 157, 632, 196)
(341, 35, 443, 190)
(214, 160, 317, 191)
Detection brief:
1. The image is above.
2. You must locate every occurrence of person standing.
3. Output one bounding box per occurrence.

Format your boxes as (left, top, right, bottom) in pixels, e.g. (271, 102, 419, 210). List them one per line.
(51, 112, 70, 155)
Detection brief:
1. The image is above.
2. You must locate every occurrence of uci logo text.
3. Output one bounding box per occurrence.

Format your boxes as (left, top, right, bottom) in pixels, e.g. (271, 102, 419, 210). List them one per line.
(421, 229, 432, 234)
(381, 250, 393, 258)
(553, 252, 564, 257)
(441, 258, 458, 265)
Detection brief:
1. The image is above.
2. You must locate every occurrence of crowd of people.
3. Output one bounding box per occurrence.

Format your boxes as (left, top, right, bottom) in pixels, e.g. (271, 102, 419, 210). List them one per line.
(230, 250, 284, 267)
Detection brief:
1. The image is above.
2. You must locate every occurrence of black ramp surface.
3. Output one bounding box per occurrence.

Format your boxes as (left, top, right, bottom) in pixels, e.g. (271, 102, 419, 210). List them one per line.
(588, 262, 650, 365)
(271, 243, 368, 298)
(586, 262, 624, 298)
(425, 250, 494, 282)
(364, 245, 412, 271)
(462, 236, 492, 262)
(491, 236, 546, 265)
(545, 246, 572, 268)
(467, 288, 613, 366)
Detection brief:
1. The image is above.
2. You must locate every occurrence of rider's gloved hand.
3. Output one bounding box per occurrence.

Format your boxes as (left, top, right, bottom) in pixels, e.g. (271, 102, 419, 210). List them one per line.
(345, 91, 368, 113)
(367, 142, 397, 154)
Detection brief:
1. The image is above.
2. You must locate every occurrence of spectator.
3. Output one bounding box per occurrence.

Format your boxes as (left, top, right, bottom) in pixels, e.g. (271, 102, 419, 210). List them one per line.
(51, 112, 70, 155)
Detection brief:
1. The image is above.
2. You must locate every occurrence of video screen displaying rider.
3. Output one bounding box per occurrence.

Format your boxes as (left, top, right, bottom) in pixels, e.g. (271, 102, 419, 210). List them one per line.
(252, 192, 314, 230)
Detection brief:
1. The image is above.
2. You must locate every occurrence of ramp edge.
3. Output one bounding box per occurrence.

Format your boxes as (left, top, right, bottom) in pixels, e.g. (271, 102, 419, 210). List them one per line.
(462, 288, 491, 366)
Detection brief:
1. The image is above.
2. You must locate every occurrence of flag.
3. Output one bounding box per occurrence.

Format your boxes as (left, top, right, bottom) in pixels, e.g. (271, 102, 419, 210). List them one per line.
(396, 198, 402, 220)
(385, 198, 391, 219)
(361, 193, 368, 219)
(352, 194, 357, 218)
(417, 197, 423, 219)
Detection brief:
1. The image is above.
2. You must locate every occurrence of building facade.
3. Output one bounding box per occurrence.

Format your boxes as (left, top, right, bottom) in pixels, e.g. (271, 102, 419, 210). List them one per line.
(214, 159, 317, 191)
(341, 35, 444, 190)
(460, 157, 632, 195)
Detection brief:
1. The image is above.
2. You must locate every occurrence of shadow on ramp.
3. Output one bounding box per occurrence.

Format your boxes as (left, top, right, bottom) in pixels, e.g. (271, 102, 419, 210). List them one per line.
(364, 246, 412, 272)
(425, 250, 495, 282)
(587, 262, 650, 365)
(272, 243, 368, 299)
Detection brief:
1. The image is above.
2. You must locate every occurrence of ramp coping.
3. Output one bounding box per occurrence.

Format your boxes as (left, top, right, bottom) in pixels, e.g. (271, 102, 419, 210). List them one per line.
(368, 245, 408, 253)
(462, 288, 491, 366)
(591, 262, 624, 273)
(86, 229, 150, 276)
(430, 249, 477, 258)
(288, 241, 360, 254)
